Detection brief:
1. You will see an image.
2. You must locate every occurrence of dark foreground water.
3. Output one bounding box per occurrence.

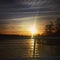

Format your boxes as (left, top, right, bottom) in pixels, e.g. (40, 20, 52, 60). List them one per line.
(0, 39, 60, 60)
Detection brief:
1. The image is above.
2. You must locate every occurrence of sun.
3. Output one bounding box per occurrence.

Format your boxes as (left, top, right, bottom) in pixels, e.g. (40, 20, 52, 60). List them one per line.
(29, 26, 37, 35)
(30, 27, 36, 34)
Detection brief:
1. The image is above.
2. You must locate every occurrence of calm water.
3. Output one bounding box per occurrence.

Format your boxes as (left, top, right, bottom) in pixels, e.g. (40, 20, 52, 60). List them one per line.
(0, 39, 60, 59)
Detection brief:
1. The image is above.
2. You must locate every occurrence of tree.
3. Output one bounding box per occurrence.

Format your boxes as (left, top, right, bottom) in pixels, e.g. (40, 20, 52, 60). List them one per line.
(44, 21, 54, 36)
(44, 18, 60, 36)
(55, 18, 60, 33)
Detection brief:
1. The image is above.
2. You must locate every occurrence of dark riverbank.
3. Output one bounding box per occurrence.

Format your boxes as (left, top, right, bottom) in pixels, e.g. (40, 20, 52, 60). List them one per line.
(0, 34, 60, 40)
(0, 34, 31, 40)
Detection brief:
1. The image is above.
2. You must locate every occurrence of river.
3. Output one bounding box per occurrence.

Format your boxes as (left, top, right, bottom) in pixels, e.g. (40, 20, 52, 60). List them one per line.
(0, 39, 60, 60)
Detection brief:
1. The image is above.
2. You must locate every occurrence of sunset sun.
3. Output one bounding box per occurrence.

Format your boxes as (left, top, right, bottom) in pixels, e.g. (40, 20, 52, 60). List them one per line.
(29, 26, 37, 35)
(30, 27, 36, 34)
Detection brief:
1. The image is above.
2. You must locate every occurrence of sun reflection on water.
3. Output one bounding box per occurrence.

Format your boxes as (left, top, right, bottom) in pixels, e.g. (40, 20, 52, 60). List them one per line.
(28, 38, 38, 58)
(28, 39, 34, 57)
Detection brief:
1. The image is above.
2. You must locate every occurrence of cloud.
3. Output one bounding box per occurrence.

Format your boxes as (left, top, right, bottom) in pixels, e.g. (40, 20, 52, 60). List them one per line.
(0, 0, 60, 19)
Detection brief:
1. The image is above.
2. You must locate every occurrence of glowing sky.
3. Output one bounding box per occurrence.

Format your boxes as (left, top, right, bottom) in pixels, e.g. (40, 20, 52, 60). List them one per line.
(0, 0, 60, 35)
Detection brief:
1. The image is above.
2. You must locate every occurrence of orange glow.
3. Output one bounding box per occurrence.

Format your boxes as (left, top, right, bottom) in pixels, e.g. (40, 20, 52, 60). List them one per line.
(0, 29, 43, 36)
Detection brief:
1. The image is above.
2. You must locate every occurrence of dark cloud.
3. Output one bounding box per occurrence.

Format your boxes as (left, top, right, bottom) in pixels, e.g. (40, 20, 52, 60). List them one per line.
(0, 0, 31, 8)
(53, 0, 60, 4)
(0, 0, 15, 4)
(0, 0, 60, 19)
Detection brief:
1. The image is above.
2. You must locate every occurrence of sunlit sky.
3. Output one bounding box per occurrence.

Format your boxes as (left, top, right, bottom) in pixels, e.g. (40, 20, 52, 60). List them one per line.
(0, 0, 60, 35)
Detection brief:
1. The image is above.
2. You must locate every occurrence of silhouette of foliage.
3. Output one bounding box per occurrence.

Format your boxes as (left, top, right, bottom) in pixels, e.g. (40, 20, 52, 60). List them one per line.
(44, 18, 60, 36)
(55, 18, 60, 33)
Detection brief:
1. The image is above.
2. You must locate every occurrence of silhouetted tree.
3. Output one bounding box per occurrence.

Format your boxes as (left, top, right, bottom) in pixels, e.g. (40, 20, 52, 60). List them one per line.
(44, 18, 60, 36)
(44, 21, 54, 36)
(55, 18, 60, 33)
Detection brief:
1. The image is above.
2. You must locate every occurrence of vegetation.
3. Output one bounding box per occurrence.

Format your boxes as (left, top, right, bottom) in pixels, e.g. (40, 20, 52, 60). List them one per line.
(44, 18, 60, 37)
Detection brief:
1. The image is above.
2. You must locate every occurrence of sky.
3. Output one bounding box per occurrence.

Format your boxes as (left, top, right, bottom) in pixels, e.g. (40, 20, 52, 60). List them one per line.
(0, 0, 60, 35)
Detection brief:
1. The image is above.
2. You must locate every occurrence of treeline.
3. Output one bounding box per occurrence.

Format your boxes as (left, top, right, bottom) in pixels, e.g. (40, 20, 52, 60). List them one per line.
(0, 34, 31, 40)
(43, 18, 60, 37)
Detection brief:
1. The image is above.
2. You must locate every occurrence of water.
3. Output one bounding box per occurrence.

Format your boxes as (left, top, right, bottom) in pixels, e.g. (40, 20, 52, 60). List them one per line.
(0, 39, 60, 60)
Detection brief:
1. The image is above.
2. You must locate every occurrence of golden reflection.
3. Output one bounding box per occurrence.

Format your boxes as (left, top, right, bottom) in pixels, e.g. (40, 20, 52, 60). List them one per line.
(27, 39, 34, 57)
(28, 39, 38, 58)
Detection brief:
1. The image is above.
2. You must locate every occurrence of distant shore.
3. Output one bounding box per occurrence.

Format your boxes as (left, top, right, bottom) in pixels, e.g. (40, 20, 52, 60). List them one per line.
(0, 34, 60, 40)
(0, 34, 31, 40)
